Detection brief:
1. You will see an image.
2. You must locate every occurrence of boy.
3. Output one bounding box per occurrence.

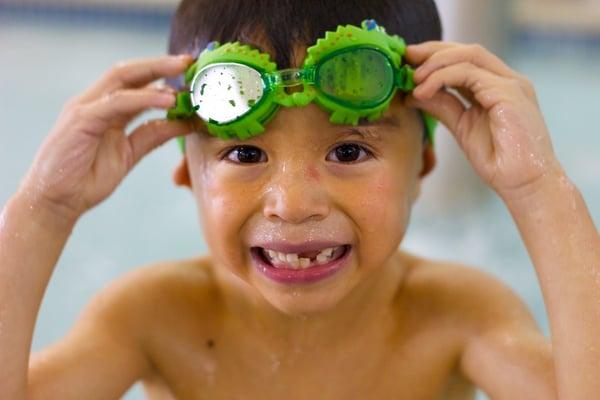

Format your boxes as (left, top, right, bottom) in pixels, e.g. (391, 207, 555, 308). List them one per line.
(1, 0, 599, 399)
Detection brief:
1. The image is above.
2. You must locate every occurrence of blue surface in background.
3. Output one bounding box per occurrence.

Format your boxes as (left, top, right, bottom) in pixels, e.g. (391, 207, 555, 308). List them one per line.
(0, 7, 598, 399)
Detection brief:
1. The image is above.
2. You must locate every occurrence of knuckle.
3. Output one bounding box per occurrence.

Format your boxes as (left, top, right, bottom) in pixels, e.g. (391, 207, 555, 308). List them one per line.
(504, 74, 529, 94)
(466, 44, 488, 63)
(102, 89, 128, 104)
(62, 96, 82, 112)
(110, 61, 128, 75)
(104, 66, 120, 81)
(105, 62, 129, 83)
(518, 74, 535, 90)
(468, 43, 486, 54)
(506, 78, 523, 92)
(67, 104, 87, 121)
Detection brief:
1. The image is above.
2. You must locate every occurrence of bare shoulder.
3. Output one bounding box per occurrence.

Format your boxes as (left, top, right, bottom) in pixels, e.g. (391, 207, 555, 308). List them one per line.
(398, 250, 538, 332)
(397, 251, 555, 398)
(100, 255, 220, 321)
(28, 257, 220, 399)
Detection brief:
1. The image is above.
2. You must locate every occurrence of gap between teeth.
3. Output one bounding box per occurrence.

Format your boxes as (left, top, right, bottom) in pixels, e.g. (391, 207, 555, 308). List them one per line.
(265, 246, 339, 269)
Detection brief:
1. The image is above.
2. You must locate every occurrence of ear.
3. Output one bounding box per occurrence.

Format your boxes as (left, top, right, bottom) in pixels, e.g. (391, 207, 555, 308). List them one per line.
(172, 156, 192, 188)
(419, 142, 436, 179)
(411, 142, 436, 204)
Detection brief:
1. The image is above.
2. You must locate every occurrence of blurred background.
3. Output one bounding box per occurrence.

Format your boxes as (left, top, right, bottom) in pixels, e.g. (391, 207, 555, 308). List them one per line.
(0, 0, 598, 398)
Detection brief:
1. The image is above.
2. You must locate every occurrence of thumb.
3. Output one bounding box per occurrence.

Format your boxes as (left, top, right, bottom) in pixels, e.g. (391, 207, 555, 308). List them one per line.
(128, 119, 192, 167)
(406, 90, 466, 135)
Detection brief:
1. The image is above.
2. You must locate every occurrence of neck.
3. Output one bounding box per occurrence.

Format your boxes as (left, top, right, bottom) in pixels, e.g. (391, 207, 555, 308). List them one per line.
(214, 251, 409, 354)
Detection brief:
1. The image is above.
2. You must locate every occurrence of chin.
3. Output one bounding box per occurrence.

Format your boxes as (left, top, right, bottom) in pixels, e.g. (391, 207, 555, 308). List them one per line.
(258, 283, 355, 317)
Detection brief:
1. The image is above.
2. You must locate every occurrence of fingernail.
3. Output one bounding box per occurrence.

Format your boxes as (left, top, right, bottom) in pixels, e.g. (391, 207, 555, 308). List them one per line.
(177, 54, 193, 63)
(414, 67, 423, 80)
(413, 85, 424, 97)
(159, 85, 177, 94)
(159, 93, 176, 106)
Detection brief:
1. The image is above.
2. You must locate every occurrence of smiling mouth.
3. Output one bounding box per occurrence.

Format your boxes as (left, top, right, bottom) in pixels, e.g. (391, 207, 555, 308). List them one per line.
(251, 245, 350, 270)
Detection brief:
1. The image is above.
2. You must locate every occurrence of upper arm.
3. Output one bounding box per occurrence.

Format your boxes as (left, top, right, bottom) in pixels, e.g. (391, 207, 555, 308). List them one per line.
(28, 269, 153, 400)
(455, 267, 557, 400)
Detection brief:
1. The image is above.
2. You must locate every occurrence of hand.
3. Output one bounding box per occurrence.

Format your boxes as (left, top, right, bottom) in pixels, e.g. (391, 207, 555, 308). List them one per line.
(18, 54, 194, 222)
(405, 41, 564, 200)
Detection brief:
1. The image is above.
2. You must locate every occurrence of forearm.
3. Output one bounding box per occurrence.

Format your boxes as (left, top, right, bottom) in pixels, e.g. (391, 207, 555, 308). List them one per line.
(0, 191, 76, 399)
(503, 170, 600, 400)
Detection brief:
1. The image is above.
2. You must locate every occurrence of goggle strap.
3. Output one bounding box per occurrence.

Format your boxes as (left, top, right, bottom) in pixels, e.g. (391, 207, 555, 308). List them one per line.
(422, 112, 438, 146)
(166, 92, 198, 120)
(396, 65, 416, 92)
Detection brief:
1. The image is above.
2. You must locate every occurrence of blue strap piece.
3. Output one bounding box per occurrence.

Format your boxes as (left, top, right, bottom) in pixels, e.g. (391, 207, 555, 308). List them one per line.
(365, 19, 378, 31)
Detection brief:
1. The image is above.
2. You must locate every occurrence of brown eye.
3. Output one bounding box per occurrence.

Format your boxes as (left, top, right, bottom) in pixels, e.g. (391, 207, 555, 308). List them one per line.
(327, 143, 373, 163)
(224, 145, 267, 164)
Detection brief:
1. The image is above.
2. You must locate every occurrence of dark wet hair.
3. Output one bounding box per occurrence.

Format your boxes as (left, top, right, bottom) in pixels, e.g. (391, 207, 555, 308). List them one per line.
(168, 0, 442, 69)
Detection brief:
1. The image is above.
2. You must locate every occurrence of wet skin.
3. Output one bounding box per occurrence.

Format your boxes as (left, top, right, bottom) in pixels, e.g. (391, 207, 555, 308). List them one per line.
(137, 41, 476, 397)
(132, 45, 547, 399)
(21, 42, 557, 399)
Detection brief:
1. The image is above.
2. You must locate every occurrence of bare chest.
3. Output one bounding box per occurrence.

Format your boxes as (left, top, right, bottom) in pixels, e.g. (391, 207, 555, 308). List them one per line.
(143, 325, 473, 400)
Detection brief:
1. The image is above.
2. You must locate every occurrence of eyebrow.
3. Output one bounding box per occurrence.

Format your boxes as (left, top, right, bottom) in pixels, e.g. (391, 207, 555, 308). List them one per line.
(336, 115, 402, 142)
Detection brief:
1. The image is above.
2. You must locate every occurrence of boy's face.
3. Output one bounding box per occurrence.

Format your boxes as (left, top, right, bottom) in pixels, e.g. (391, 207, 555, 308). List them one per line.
(173, 44, 436, 315)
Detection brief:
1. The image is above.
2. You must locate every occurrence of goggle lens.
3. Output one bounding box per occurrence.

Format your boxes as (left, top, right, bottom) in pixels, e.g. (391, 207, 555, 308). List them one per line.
(316, 48, 395, 108)
(190, 63, 265, 124)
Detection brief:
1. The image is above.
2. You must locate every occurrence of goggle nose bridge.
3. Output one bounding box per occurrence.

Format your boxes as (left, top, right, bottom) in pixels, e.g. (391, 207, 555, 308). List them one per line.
(265, 66, 316, 88)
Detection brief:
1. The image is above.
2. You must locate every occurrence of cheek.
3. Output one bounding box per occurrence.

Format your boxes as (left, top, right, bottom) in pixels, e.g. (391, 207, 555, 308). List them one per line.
(356, 173, 405, 229)
(193, 168, 251, 256)
(348, 170, 413, 257)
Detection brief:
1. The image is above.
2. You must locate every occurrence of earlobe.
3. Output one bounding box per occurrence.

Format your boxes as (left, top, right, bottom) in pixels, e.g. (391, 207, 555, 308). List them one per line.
(172, 157, 192, 188)
(419, 143, 436, 178)
(411, 144, 436, 205)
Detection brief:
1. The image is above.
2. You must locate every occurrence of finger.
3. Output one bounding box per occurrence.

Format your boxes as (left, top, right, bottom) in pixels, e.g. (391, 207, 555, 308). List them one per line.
(128, 119, 193, 166)
(413, 62, 519, 109)
(408, 42, 538, 102)
(75, 54, 194, 104)
(143, 81, 179, 94)
(412, 44, 519, 84)
(407, 91, 493, 159)
(406, 90, 466, 136)
(406, 41, 462, 65)
(77, 89, 176, 137)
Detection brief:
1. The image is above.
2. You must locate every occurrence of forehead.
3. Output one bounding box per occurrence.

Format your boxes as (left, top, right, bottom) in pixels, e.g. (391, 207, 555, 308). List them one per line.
(193, 98, 420, 147)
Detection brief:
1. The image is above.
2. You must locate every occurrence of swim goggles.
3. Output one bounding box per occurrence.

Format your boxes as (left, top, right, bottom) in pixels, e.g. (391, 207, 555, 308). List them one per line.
(167, 19, 437, 152)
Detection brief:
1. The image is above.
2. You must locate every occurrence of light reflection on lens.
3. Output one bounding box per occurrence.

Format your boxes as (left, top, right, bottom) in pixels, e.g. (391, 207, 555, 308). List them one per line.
(190, 63, 264, 124)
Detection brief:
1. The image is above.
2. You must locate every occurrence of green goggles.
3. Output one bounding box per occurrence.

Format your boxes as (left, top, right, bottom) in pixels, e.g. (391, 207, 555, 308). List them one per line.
(167, 19, 437, 152)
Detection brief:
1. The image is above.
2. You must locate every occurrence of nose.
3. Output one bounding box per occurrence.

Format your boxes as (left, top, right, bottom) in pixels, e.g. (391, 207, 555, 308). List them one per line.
(263, 161, 330, 224)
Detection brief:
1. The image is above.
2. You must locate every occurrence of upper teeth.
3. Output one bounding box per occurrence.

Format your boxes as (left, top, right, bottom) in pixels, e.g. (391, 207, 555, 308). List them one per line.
(265, 246, 340, 269)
